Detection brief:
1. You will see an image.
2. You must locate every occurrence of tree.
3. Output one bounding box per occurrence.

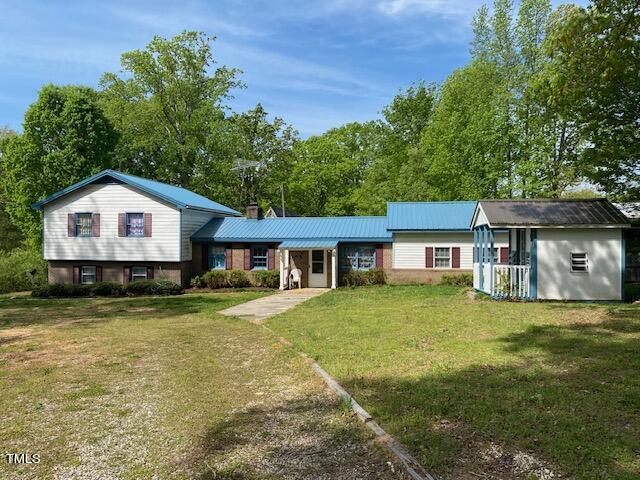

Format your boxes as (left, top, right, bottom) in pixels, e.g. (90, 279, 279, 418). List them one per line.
(100, 31, 241, 188)
(288, 122, 381, 216)
(0, 86, 117, 246)
(354, 83, 436, 214)
(543, 0, 640, 199)
(0, 127, 22, 251)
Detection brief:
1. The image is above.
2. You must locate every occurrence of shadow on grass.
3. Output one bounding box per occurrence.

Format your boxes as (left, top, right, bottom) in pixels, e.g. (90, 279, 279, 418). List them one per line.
(337, 311, 640, 479)
(191, 396, 394, 480)
(0, 293, 253, 329)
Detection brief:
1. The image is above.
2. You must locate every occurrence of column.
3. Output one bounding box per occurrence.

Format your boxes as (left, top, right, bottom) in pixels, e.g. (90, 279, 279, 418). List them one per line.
(279, 249, 285, 290)
(331, 248, 337, 289)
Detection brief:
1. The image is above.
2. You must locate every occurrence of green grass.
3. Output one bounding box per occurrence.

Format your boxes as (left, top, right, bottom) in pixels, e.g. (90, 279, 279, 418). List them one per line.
(0, 291, 400, 479)
(266, 285, 640, 479)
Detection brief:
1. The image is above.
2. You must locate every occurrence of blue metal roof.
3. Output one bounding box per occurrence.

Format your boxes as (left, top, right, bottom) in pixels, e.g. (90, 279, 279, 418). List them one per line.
(192, 216, 392, 242)
(386, 201, 477, 231)
(31, 169, 241, 216)
(279, 239, 339, 249)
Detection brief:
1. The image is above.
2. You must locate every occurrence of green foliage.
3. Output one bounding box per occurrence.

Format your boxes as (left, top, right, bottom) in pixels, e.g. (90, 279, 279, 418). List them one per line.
(341, 268, 386, 287)
(190, 275, 206, 288)
(124, 280, 184, 296)
(0, 249, 47, 294)
(543, 0, 640, 199)
(440, 273, 474, 287)
(0, 85, 117, 246)
(203, 270, 229, 289)
(625, 284, 640, 303)
(91, 282, 126, 297)
(32, 280, 182, 298)
(99, 31, 242, 190)
(252, 269, 279, 288)
(228, 269, 251, 288)
(32, 283, 92, 298)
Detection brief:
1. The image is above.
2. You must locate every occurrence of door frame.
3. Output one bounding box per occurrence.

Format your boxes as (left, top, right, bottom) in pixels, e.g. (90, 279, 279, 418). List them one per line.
(308, 249, 327, 288)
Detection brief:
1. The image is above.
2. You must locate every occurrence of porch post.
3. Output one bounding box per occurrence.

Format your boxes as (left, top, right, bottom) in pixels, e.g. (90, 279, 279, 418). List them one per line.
(331, 247, 337, 289)
(279, 248, 285, 290)
(489, 229, 495, 295)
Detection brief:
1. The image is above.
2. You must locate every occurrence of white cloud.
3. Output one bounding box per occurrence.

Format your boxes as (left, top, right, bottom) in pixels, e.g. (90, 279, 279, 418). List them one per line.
(376, 0, 484, 19)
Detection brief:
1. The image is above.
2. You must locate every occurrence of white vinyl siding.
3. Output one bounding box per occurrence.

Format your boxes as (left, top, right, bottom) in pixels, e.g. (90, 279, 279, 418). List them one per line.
(43, 183, 180, 261)
(393, 232, 508, 269)
(180, 209, 218, 261)
(537, 228, 622, 300)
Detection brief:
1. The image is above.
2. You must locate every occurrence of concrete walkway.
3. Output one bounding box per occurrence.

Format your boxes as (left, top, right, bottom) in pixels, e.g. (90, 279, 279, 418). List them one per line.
(219, 288, 329, 323)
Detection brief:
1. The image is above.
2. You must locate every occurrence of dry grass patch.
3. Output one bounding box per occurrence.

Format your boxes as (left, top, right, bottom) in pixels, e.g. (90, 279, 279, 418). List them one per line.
(0, 292, 404, 480)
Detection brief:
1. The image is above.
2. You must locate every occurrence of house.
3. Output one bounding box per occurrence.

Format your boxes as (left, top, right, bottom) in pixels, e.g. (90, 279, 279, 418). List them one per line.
(33, 170, 630, 299)
(615, 202, 640, 283)
(264, 206, 299, 218)
(471, 199, 629, 301)
(32, 169, 241, 286)
(33, 170, 483, 288)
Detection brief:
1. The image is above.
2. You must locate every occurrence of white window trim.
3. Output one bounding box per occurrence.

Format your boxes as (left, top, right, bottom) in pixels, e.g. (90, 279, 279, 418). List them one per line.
(75, 212, 94, 237)
(311, 250, 324, 274)
(131, 266, 148, 281)
(126, 212, 145, 238)
(570, 252, 589, 273)
(81, 265, 96, 285)
(252, 245, 269, 271)
(433, 247, 452, 269)
(210, 245, 226, 270)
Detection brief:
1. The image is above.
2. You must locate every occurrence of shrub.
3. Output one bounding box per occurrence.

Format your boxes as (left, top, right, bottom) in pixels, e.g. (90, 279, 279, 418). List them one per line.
(625, 283, 640, 302)
(342, 268, 386, 287)
(32, 283, 91, 298)
(190, 275, 205, 288)
(440, 273, 473, 287)
(125, 280, 184, 296)
(91, 282, 125, 297)
(228, 269, 251, 288)
(0, 249, 48, 294)
(252, 269, 279, 288)
(203, 270, 229, 289)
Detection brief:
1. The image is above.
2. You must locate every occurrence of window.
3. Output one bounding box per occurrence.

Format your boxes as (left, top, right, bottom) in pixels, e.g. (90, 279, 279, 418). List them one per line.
(570, 252, 588, 273)
(126, 213, 144, 237)
(434, 247, 451, 268)
(209, 246, 226, 270)
(340, 246, 376, 271)
(76, 213, 93, 237)
(252, 246, 268, 270)
(311, 250, 324, 274)
(81, 266, 96, 285)
(131, 266, 148, 281)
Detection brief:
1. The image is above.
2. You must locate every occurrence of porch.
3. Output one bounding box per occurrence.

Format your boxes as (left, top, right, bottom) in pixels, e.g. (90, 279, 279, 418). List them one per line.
(473, 226, 537, 300)
(278, 239, 338, 290)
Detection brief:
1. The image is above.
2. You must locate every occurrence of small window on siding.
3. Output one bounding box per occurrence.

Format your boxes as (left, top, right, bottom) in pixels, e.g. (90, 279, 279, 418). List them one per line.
(570, 252, 588, 273)
(210, 246, 226, 270)
(434, 247, 451, 268)
(131, 266, 148, 281)
(126, 213, 144, 237)
(76, 213, 93, 237)
(81, 266, 97, 285)
(252, 246, 268, 270)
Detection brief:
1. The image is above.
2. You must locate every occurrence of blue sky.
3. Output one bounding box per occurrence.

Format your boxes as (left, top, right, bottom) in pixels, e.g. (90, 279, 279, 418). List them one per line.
(0, 0, 585, 137)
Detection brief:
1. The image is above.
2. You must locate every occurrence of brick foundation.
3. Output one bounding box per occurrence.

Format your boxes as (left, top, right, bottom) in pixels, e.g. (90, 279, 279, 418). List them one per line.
(48, 261, 192, 286)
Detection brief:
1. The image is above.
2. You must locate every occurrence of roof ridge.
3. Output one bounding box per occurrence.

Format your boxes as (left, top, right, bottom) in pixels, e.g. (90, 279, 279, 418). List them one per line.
(387, 201, 476, 204)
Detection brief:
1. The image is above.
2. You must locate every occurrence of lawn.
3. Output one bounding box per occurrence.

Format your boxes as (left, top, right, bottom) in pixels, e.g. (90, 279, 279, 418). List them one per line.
(266, 285, 640, 479)
(0, 291, 403, 480)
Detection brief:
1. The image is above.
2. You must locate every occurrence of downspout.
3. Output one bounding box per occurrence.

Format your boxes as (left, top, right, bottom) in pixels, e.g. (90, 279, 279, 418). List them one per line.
(489, 229, 494, 297)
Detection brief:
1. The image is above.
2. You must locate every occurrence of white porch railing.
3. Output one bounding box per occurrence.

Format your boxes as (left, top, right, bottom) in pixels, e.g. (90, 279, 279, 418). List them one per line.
(492, 265, 531, 299)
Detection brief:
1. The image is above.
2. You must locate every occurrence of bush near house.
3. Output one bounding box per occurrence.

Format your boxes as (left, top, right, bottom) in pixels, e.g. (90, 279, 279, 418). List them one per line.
(195, 269, 274, 289)
(440, 273, 473, 287)
(203, 270, 229, 289)
(342, 268, 386, 287)
(252, 270, 279, 288)
(0, 249, 47, 294)
(32, 280, 183, 298)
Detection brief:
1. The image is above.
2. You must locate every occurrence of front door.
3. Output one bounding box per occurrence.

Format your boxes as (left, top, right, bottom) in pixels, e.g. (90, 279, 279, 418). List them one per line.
(308, 250, 326, 288)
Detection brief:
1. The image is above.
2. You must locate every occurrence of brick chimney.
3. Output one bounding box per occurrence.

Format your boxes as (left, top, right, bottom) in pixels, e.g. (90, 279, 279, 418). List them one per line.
(246, 203, 263, 220)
